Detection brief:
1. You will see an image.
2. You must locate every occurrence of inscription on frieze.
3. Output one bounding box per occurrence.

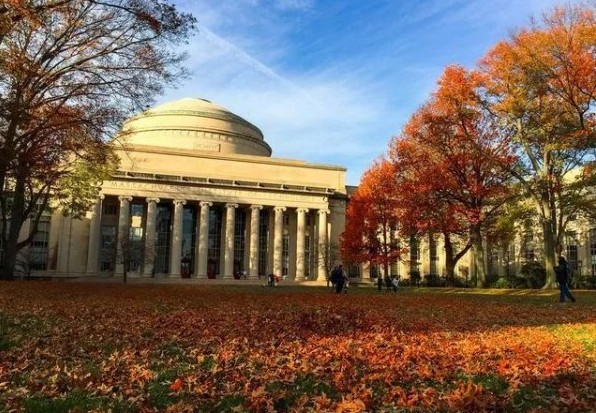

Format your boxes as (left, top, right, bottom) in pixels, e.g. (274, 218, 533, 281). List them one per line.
(192, 141, 220, 152)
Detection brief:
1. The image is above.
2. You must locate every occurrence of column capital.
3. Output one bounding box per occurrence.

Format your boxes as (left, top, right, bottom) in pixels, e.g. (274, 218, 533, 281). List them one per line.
(118, 195, 133, 202)
(99, 194, 105, 200)
(146, 197, 160, 204)
(274, 206, 287, 212)
(296, 208, 309, 214)
(199, 201, 213, 208)
(225, 203, 239, 209)
(173, 199, 187, 206)
(317, 209, 330, 215)
(250, 204, 263, 210)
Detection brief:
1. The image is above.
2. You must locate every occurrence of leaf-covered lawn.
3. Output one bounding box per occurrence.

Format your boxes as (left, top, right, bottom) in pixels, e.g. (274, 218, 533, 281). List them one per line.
(0, 283, 595, 413)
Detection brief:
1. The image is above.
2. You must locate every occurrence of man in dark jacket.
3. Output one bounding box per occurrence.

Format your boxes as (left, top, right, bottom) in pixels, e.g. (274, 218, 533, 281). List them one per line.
(331, 265, 345, 294)
(555, 256, 576, 303)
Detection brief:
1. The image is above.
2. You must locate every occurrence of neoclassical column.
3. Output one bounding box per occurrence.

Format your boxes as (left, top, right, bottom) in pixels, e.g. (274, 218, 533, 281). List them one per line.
(169, 199, 186, 277)
(195, 201, 212, 278)
(143, 198, 160, 277)
(273, 206, 286, 276)
(86, 195, 104, 274)
(317, 209, 330, 281)
(115, 195, 132, 276)
(295, 208, 309, 281)
(248, 205, 262, 279)
(223, 203, 238, 279)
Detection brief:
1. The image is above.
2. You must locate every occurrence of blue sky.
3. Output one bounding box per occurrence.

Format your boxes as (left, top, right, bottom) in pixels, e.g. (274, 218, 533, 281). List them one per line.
(161, 0, 575, 185)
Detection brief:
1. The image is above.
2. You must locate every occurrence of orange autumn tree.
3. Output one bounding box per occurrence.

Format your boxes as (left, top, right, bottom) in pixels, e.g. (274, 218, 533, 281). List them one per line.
(341, 159, 402, 279)
(480, 4, 596, 288)
(390, 66, 514, 287)
(391, 139, 472, 286)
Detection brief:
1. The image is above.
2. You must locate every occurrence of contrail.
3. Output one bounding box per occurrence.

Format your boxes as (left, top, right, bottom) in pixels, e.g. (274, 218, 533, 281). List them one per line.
(198, 23, 317, 105)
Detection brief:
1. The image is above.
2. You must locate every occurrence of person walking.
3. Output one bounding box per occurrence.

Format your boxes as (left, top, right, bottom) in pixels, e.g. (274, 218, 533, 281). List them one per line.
(377, 275, 383, 292)
(331, 265, 345, 294)
(555, 256, 576, 303)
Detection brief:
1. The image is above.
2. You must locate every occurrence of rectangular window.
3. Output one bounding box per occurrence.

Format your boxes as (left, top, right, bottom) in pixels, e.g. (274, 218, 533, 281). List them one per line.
(409, 235, 420, 275)
(258, 210, 269, 276)
(304, 234, 311, 278)
(29, 221, 50, 270)
(233, 209, 246, 275)
(102, 203, 117, 216)
(283, 213, 290, 226)
(100, 225, 117, 271)
(181, 206, 197, 277)
(348, 264, 360, 278)
(154, 204, 172, 274)
(522, 232, 535, 261)
(591, 228, 596, 277)
(566, 232, 579, 272)
(429, 236, 438, 275)
(282, 234, 290, 276)
(369, 264, 379, 279)
(207, 207, 222, 277)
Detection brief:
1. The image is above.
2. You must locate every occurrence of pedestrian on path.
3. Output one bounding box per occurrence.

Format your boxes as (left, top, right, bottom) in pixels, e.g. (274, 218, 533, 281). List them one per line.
(555, 256, 576, 303)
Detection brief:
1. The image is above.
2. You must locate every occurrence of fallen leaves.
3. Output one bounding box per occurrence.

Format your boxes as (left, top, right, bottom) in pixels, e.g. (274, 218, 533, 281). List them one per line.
(0, 283, 594, 413)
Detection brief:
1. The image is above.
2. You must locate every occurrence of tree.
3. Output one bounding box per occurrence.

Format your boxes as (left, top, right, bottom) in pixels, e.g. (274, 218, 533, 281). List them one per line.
(480, 4, 596, 288)
(0, 0, 196, 280)
(390, 138, 472, 286)
(389, 66, 514, 287)
(341, 159, 402, 279)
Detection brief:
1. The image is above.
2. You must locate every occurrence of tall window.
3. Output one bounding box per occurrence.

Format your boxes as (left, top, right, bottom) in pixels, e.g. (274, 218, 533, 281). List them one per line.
(29, 221, 50, 270)
(258, 210, 269, 276)
(100, 226, 117, 271)
(409, 235, 420, 275)
(304, 233, 311, 278)
(154, 204, 172, 274)
(181, 206, 197, 277)
(126, 203, 144, 272)
(369, 264, 379, 279)
(591, 228, 596, 277)
(234, 209, 246, 275)
(207, 207, 222, 277)
(566, 231, 579, 272)
(429, 236, 438, 275)
(522, 233, 535, 261)
(348, 264, 361, 278)
(282, 234, 290, 276)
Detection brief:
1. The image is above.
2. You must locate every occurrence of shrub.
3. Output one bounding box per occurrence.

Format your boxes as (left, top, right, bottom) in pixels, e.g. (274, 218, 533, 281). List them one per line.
(520, 262, 546, 289)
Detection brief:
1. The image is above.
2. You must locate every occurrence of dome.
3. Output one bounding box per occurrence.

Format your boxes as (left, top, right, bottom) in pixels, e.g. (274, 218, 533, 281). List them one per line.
(121, 98, 272, 157)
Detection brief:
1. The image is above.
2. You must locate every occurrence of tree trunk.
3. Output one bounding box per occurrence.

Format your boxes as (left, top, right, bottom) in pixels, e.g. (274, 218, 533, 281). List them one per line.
(541, 211, 557, 289)
(1, 182, 25, 281)
(470, 226, 486, 288)
(444, 234, 455, 286)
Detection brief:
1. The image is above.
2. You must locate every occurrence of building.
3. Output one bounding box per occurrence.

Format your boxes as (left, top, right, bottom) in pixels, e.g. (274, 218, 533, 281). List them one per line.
(25, 98, 348, 280)
(17, 98, 596, 286)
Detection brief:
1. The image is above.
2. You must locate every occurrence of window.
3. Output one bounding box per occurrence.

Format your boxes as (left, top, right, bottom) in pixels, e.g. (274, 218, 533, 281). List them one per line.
(522, 233, 535, 261)
(126, 203, 145, 272)
(369, 264, 379, 279)
(154, 204, 172, 274)
(258, 210, 269, 276)
(348, 264, 361, 278)
(429, 236, 438, 275)
(100, 225, 117, 271)
(207, 207, 222, 277)
(282, 234, 290, 276)
(566, 232, 579, 272)
(233, 209, 246, 275)
(304, 233, 311, 278)
(409, 235, 420, 275)
(283, 213, 289, 226)
(591, 228, 596, 277)
(103, 203, 117, 216)
(29, 221, 50, 270)
(181, 206, 197, 277)
(305, 214, 311, 227)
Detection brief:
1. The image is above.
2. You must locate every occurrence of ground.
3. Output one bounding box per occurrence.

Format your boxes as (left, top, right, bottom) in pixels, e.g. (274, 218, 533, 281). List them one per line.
(0, 283, 595, 413)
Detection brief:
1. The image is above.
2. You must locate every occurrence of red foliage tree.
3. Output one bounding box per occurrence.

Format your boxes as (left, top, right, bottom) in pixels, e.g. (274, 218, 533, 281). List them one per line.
(389, 66, 515, 287)
(341, 159, 402, 278)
